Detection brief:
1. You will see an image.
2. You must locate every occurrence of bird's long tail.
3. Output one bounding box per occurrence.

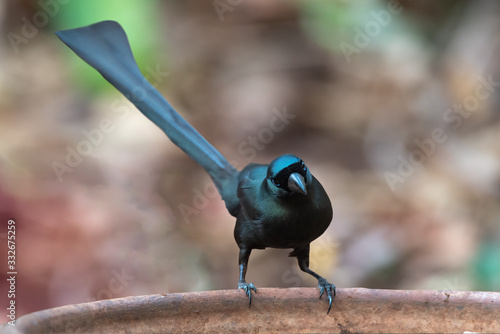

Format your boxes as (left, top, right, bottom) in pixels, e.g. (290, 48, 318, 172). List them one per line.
(56, 20, 239, 215)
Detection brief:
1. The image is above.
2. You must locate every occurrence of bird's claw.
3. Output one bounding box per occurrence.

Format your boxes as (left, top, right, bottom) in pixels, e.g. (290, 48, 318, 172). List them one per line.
(238, 282, 257, 307)
(317, 278, 336, 314)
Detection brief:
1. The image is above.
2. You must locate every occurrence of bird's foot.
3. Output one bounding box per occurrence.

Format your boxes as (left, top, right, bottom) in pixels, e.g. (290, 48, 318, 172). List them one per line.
(238, 282, 257, 307)
(317, 278, 336, 314)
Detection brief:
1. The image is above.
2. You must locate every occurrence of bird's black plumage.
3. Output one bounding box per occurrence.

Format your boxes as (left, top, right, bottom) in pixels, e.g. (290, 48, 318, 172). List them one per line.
(56, 20, 336, 312)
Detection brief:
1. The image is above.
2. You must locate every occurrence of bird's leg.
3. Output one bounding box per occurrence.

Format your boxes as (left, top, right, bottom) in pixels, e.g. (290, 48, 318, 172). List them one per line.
(290, 245, 336, 313)
(237, 247, 256, 306)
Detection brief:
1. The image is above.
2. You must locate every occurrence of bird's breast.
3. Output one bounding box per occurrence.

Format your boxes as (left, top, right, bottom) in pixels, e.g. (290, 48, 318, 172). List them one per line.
(235, 174, 332, 249)
(256, 197, 332, 248)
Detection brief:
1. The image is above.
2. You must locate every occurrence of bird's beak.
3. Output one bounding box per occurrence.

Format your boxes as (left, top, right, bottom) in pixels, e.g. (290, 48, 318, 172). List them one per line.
(288, 173, 307, 195)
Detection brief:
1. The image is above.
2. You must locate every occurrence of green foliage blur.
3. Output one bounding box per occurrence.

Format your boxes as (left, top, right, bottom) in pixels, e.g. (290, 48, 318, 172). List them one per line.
(53, 0, 162, 94)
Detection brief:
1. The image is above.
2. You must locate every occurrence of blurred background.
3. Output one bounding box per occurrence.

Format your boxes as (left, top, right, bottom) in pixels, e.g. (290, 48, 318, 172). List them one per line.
(1, 0, 500, 318)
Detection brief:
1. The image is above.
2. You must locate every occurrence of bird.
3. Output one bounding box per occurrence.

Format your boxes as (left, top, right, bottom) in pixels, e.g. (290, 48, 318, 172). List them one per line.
(56, 20, 336, 313)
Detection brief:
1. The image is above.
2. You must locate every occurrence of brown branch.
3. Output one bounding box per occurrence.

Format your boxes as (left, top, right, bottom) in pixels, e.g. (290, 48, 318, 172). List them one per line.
(3, 288, 500, 333)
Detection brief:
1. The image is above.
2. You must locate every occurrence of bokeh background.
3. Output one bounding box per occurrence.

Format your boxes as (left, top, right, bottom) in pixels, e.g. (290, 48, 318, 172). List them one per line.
(1, 0, 500, 318)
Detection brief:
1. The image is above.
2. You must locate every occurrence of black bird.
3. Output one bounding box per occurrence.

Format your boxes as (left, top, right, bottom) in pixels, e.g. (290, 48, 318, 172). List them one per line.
(56, 20, 336, 312)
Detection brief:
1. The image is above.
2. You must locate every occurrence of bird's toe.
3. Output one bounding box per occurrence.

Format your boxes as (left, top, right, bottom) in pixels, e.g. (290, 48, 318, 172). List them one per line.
(317, 278, 336, 314)
(238, 282, 257, 307)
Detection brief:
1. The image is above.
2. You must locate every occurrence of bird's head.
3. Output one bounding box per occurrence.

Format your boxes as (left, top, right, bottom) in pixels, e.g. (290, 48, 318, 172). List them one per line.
(266, 154, 311, 197)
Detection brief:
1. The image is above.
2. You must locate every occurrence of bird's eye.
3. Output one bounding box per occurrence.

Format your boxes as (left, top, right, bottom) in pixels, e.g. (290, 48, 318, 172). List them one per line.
(271, 178, 280, 187)
(301, 161, 307, 171)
